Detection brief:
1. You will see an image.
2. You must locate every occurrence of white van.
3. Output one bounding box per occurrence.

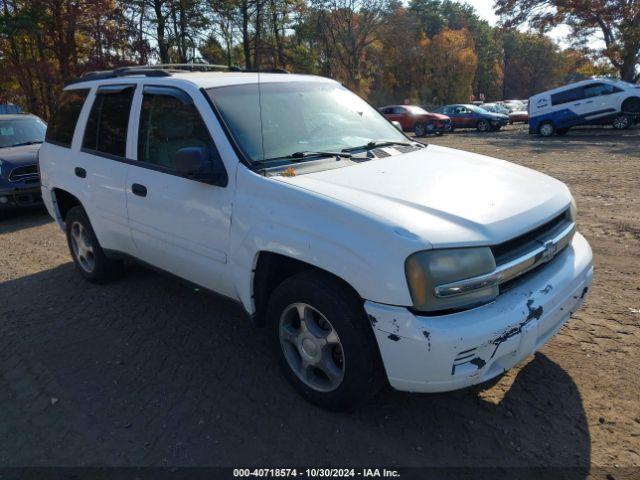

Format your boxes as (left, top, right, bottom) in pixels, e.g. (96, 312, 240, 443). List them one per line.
(529, 78, 640, 136)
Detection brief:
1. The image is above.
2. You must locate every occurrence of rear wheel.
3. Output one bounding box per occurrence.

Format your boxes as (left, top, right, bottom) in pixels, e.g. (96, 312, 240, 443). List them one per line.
(612, 114, 631, 130)
(476, 119, 490, 132)
(539, 121, 555, 137)
(267, 270, 384, 411)
(65, 206, 123, 283)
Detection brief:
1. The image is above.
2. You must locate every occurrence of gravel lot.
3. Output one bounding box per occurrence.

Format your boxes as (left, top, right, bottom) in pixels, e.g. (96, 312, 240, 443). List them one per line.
(0, 124, 638, 475)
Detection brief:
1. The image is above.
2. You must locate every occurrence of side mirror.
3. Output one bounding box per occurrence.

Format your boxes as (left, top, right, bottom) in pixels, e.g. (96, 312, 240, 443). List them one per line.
(174, 146, 228, 187)
(392, 120, 403, 131)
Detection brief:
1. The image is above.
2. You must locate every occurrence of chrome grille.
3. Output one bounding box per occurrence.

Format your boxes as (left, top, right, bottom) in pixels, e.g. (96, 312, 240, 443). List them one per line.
(434, 209, 575, 299)
(9, 164, 39, 182)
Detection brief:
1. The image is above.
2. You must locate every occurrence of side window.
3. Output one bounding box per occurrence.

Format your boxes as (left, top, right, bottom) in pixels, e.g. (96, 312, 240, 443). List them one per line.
(583, 83, 607, 98)
(137, 86, 215, 170)
(551, 87, 585, 106)
(45, 89, 89, 147)
(82, 85, 135, 158)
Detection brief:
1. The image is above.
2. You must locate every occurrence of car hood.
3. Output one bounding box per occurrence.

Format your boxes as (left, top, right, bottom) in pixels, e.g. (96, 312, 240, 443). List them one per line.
(275, 145, 571, 248)
(0, 144, 40, 167)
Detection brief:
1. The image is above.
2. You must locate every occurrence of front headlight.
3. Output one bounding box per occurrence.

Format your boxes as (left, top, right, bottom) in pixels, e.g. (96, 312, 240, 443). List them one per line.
(405, 247, 498, 312)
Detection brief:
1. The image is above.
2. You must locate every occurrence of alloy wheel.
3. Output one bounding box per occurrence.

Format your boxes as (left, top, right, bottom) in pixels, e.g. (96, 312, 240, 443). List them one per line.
(70, 221, 95, 273)
(613, 116, 630, 130)
(279, 302, 345, 392)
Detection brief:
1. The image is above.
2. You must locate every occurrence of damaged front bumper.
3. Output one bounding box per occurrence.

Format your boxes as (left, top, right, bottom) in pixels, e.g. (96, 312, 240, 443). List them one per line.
(366, 232, 593, 393)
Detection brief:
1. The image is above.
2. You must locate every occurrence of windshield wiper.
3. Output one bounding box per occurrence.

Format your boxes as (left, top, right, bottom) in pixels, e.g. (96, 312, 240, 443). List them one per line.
(255, 150, 352, 165)
(342, 140, 414, 152)
(8, 140, 43, 147)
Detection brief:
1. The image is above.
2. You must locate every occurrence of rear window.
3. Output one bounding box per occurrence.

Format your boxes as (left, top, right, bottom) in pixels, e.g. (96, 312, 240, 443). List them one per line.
(82, 85, 135, 158)
(45, 89, 89, 147)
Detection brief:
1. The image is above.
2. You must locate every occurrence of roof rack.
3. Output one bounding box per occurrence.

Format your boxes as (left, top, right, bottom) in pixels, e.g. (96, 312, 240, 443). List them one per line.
(68, 63, 290, 84)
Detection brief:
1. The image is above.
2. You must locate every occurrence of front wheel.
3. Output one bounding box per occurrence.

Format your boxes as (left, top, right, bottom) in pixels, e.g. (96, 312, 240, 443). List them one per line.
(267, 271, 384, 411)
(539, 121, 555, 137)
(414, 121, 431, 137)
(612, 114, 631, 130)
(65, 206, 123, 283)
(477, 119, 490, 132)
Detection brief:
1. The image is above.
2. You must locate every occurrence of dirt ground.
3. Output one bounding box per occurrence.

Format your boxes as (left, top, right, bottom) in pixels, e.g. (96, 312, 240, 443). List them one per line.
(0, 123, 638, 476)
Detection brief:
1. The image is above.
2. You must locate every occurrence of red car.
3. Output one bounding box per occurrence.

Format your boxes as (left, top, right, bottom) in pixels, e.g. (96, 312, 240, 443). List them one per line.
(379, 105, 451, 136)
(509, 110, 530, 124)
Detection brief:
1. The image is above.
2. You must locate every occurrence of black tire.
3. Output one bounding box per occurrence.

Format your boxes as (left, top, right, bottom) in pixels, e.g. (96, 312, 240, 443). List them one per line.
(556, 128, 569, 136)
(621, 97, 640, 115)
(539, 121, 555, 137)
(414, 122, 427, 137)
(612, 114, 631, 130)
(267, 270, 384, 411)
(476, 119, 490, 132)
(65, 206, 123, 283)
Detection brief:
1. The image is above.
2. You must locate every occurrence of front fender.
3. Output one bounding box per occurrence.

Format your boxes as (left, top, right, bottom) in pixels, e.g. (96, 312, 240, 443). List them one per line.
(229, 167, 421, 314)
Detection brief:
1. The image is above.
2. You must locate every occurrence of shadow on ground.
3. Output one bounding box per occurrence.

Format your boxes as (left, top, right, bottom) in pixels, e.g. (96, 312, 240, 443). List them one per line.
(0, 261, 590, 471)
(0, 207, 51, 234)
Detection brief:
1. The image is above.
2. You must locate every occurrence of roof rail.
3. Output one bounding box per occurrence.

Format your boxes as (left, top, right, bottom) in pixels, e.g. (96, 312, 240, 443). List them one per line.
(68, 63, 290, 85)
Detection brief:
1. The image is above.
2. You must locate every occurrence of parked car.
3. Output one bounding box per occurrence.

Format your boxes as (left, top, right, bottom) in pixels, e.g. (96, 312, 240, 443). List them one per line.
(0, 114, 46, 210)
(508, 110, 529, 124)
(480, 103, 510, 115)
(39, 66, 593, 411)
(379, 105, 451, 136)
(434, 104, 509, 132)
(503, 100, 527, 112)
(529, 78, 640, 136)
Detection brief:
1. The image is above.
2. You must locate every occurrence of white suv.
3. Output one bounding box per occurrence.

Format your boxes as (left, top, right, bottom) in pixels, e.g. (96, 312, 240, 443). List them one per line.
(39, 66, 593, 411)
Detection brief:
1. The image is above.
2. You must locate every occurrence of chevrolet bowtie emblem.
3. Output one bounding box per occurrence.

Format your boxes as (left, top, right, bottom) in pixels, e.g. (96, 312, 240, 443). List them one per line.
(541, 240, 558, 262)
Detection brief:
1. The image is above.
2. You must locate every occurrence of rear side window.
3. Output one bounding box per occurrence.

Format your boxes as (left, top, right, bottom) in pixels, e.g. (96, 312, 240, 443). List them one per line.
(137, 86, 214, 170)
(551, 87, 585, 106)
(82, 85, 135, 158)
(45, 89, 89, 147)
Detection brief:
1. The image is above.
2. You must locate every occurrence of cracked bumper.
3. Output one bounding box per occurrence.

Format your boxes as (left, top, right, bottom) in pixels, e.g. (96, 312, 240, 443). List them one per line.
(366, 232, 594, 393)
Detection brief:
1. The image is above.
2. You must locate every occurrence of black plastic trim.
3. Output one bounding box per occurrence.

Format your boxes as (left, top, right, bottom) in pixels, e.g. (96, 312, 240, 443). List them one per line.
(200, 87, 252, 169)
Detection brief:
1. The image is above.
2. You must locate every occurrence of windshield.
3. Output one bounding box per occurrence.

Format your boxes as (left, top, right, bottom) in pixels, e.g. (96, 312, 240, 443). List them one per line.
(207, 81, 407, 163)
(468, 105, 492, 114)
(0, 117, 46, 148)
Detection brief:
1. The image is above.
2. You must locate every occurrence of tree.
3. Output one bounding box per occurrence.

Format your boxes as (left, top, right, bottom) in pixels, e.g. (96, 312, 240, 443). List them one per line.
(311, 0, 388, 94)
(495, 0, 640, 82)
(426, 28, 477, 104)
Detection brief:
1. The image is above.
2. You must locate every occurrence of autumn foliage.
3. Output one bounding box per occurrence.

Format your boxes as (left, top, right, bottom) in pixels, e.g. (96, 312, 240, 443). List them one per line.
(0, 0, 616, 118)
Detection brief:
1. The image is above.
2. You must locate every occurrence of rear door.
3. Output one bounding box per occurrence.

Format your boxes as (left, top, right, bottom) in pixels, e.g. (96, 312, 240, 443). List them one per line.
(124, 85, 236, 297)
(582, 82, 625, 121)
(78, 84, 137, 254)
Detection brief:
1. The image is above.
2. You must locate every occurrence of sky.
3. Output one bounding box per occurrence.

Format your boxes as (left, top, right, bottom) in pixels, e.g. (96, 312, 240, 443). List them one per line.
(460, 0, 574, 46)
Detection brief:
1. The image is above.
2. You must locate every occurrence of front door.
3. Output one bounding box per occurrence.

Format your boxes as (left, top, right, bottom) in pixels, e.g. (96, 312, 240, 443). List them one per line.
(125, 85, 235, 298)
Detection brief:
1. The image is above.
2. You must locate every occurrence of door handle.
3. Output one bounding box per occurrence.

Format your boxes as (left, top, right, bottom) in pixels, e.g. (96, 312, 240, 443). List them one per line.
(74, 167, 86, 178)
(131, 183, 147, 197)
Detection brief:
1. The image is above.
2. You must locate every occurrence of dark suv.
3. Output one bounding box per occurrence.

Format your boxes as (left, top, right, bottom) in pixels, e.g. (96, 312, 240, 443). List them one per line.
(0, 114, 46, 210)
